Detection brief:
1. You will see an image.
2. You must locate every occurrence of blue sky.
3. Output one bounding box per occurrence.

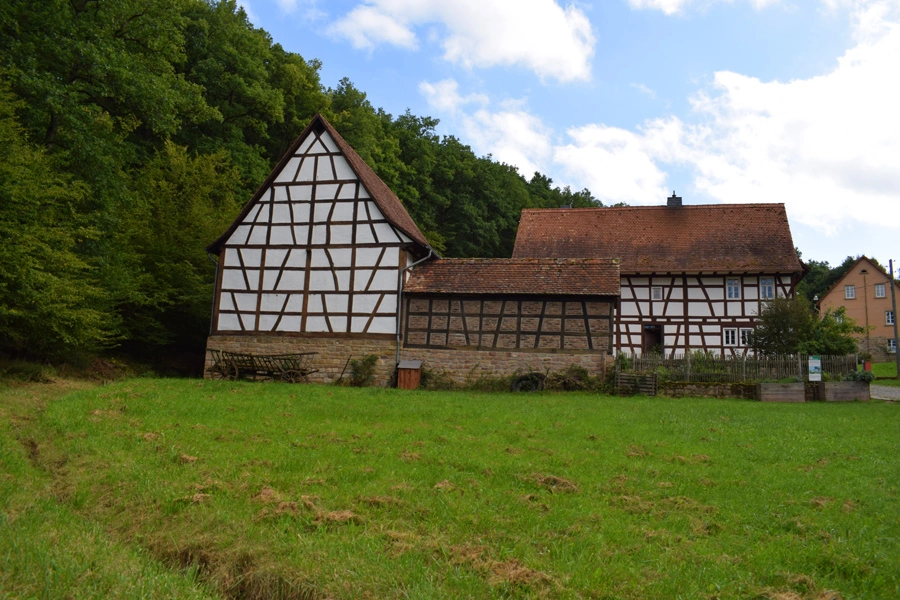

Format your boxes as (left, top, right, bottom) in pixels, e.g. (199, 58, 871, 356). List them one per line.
(240, 0, 899, 272)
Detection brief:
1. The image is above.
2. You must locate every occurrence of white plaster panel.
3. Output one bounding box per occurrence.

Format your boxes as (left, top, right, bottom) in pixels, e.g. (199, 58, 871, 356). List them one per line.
(374, 222, 400, 244)
(711, 302, 724, 317)
(284, 295, 304, 312)
(689, 335, 702, 346)
(240, 248, 262, 267)
(745, 288, 759, 300)
(367, 201, 384, 220)
(368, 317, 395, 334)
(652, 277, 673, 286)
(311, 225, 328, 245)
(274, 186, 289, 201)
(652, 302, 664, 315)
(308, 139, 327, 154)
(358, 186, 370, 199)
(351, 316, 370, 332)
(307, 294, 323, 312)
(704, 335, 720, 346)
(245, 269, 259, 290)
(296, 134, 315, 154)
(668, 287, 683, 300)
(265, 248, 287, 267)
(272, 204, 291, 223)
(337, 184, 357, 199)
(702, 325, 719, 333)
(398, 231, 411, 243)
(270, 226, 293, 245)
(255, 204, 270, 223)
(688, 302, 711, 317)
(381, 247, 400, 267)
(688, 324, 701, 333)
(727, 302, 742, 316)
(285, 249, 307, 268)
(293, 225, 309, 243)
(665, 303, 683, 316)
(226, 225, 250, 246)
(333, 156, 355, 180)
(701, 277, 721, 286)
(320, 131, 339, 153)
(354, 269, 372, 291)
(258, 315, 278, 331)
(324, 294, 349, 313)
(626, 323, 642, 333)
(296, 157, 315, 182)
(334, 270, 350, 291)
(239, 313, 256, 330)
(620, 287, 633, 300)
(276, 316, 301, 332)
(332, 202, 354, 222)
(223, 248, 241, 267)
(377, 294, 397, 313)
(218, 313, 241, 331)
(356, 224, 376, 244)
(369, 269, 396, 291)
(331, 225, 353, 244)
(262, 270, 281, 291)
(637, 302, 649, 315)
(289, 185, 312, 201)
(353, 294, 380, 314)
(328, 316, 347, 332)
(219, 293, 235, 311)
(707, 288, 724, 300)
(291, 203, 310, 224)
(316, 184, 339, 201)
(632, 287, 649, 300)
(275, 157, 300, 183)
(355, 200, 369, 221)
(241, 205, 260, 224)
(222, 269, 246, 290)
(305, 316, 328, 332)
(355, 248, 381, 267)
(664, 336, 676, 346)
(329, 248, 352, 267)
(309, 270, 336, 291)
(234, 293, 258, 312)
(316, 157, 335, 181)
(248, 226, 268, 245)
(687, 287, 706, 300)
(311, 249, 331, 268)
(630, 335, 641, 346)
(630, 277, 649, 286)
(313, 202, 332, 222)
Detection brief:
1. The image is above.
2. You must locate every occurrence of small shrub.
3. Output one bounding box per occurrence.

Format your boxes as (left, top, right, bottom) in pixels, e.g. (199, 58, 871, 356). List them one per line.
(348, 355, 379, 387)
(844, 369, 875, 383)
(544, 364, 595, 391)
(419, 367, 456, 391)
(0, 359, 55, 383)
(468, 373, 515, 392)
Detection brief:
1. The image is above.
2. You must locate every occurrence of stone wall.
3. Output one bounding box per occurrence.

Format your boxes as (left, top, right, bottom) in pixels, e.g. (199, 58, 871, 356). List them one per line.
(859, 335, 894, 363)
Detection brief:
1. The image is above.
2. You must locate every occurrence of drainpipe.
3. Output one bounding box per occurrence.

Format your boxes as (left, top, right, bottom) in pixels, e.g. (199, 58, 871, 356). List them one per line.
(396, 247, 434, 366)
(207, 252, 219, 336)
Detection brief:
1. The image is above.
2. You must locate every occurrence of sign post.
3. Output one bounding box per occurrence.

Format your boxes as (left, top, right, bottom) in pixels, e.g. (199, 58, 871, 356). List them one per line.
(809, 355, 822, 382)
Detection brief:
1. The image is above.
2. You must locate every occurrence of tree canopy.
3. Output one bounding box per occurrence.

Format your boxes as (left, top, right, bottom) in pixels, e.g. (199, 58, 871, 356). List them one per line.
(750, 297, 863, 356)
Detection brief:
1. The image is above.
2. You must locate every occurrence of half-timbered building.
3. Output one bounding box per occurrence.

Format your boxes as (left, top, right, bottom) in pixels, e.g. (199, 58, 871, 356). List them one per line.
(512, 195, 805, 356)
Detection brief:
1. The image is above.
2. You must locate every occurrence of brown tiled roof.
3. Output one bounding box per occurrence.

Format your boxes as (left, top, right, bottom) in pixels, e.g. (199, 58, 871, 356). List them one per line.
(512, 204, 803, 274)
(404, 258, 620, 296)
(207, 114, 430, 253)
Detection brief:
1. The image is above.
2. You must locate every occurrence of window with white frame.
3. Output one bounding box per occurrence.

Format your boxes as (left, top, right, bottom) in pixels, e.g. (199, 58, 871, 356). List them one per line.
(888, 339, 897, 354)
(651, 286, 663, 301)
(760, 278, 774, 299)
(740, 328, 753, 346)
(726, 278, 740, 299)
(875, 283, 886, 298)
(723, 328, 738, 346)
(888, 311, 896, 326)
(845, 285, 856, 299)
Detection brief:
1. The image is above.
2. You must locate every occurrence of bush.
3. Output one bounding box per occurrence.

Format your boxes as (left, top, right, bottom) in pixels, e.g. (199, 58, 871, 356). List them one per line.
(419, 366, 456, 391)
(348, 355, 379, 387)
(544, 364, 596, 391)
(844, 369, 875, 383)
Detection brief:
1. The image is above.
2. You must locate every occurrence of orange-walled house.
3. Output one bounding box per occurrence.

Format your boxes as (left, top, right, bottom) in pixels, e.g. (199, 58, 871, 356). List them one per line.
(818, 256, 899, 361)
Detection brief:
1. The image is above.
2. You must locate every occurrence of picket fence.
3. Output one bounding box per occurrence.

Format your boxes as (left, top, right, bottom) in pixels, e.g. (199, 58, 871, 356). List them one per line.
(619, 353, 858, 384)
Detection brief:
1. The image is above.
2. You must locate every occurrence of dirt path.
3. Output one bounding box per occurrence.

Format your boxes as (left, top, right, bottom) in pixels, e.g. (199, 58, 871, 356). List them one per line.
(870, 384, 900, 401)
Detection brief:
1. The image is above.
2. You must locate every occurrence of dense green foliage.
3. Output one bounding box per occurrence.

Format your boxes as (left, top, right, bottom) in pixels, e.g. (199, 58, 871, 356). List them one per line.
(2, 379, 898, 598)
(0, 0, 598, 359)
(751, 296, 863, 355)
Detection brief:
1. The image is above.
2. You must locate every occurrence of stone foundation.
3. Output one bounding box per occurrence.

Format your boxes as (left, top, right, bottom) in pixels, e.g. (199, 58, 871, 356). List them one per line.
(657, 382, 756, 399)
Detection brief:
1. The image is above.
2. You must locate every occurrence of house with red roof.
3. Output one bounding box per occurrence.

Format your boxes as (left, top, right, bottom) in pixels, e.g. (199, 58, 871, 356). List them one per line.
(512, 194, 806, 356)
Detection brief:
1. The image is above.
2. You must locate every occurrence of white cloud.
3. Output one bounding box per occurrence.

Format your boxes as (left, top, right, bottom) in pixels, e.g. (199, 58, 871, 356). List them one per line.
(418, 79, 488, 113)
(628, 0, 782, 15)
(330, 0, 595, 82)
(461, 105, 554, 177)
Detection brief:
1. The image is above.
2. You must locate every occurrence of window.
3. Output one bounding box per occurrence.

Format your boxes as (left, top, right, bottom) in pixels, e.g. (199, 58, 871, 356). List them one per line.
(875, 283, 886, 298)
(760, 278, 774, 299)
(651, 286, 663, 301)
(845, 285, 856, 299)
(727, 278, 740, 299)
(888, 311, 896, 326)
(889, 339, 897, 354)
(740, 328, 753, 346)
(723, 328, 737, 346)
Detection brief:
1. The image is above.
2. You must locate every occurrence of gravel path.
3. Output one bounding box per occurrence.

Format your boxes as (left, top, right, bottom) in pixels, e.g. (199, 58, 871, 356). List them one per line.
(870, 384, 900, 401)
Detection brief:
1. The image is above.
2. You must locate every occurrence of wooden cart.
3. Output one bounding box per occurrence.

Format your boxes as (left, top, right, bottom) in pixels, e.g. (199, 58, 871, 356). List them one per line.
(207, 350, 318, 382)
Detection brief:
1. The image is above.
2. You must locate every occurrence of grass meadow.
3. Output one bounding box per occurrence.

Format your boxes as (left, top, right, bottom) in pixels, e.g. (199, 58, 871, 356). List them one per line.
(1, 378, 898, 600)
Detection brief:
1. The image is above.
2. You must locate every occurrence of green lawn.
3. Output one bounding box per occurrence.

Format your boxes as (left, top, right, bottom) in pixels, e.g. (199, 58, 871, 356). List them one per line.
(2, 379, 898, 599)
(872, 361, 899, 386)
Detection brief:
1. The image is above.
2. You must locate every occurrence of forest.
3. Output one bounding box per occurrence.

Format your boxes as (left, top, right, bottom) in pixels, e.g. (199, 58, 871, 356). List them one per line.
(0, 0, 868, 365)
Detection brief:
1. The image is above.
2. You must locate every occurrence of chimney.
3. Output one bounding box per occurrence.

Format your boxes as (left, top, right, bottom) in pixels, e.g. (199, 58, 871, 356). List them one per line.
(667, 191, 682, 208)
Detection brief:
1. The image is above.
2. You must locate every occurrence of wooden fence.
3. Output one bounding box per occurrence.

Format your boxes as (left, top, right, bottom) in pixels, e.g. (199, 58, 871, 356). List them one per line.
(619, 354, 858, 383)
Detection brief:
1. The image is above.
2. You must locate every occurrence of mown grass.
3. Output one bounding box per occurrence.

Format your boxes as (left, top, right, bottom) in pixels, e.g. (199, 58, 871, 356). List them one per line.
(871, 362, 899, 386)
(2, 378, 898, 599)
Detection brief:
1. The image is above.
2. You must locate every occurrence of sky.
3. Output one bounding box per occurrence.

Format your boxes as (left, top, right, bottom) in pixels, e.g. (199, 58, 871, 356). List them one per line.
(240, 0, 899, 272)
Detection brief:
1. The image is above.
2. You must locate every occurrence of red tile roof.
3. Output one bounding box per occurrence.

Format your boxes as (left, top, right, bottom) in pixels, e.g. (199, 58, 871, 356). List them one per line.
(512, 204, 803, 274)
(404, 258, 620, 296)
(208, 114, 430, 254)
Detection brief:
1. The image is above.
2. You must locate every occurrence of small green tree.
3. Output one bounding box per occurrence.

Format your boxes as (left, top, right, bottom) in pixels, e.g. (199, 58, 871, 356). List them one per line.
(751, 297, 862, 355)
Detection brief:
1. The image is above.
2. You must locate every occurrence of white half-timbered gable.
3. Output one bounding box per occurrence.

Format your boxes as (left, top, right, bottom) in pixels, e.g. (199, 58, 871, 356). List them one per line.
(207, 114, 431, 337)
(513, 195, 806, 357)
